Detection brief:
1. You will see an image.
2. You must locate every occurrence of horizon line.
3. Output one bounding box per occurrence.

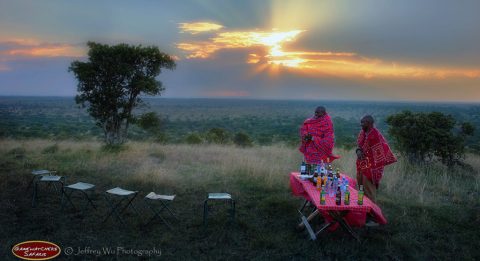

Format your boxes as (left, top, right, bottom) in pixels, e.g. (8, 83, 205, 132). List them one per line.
(0, 95, 479, 105)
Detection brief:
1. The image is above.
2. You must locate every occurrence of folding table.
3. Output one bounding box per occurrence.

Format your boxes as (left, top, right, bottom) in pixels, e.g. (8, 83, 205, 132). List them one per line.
(290, 172, 387, 241)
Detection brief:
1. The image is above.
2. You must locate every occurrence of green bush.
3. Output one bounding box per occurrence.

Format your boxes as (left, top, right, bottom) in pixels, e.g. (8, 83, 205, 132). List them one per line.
(386, 111, 474, 166)
(185, 133, 203, 144)
(234, 132, 253, 147)
(206, 127, 230, 144)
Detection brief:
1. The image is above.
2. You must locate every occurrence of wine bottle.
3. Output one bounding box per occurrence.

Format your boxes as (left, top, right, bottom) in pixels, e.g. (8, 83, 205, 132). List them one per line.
(335, 184, 342, 205)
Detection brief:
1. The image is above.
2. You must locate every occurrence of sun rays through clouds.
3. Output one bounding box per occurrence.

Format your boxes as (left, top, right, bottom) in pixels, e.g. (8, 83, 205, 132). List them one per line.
(176, 22, 480, 80)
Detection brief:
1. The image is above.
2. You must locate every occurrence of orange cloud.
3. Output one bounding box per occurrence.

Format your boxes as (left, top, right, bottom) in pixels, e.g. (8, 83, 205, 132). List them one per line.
(177, 25, 480, 80)
(295, 57, 480, 80)
(179, 22, 224, 34)
(176, 42, 221, 58)
(5, 45, 84, 58)
(0, 38, 43, 46)
(0, 38, 85, 58)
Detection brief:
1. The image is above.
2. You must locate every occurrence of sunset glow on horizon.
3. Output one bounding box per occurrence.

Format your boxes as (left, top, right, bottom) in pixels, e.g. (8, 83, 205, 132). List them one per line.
(0, 0, 479, 101)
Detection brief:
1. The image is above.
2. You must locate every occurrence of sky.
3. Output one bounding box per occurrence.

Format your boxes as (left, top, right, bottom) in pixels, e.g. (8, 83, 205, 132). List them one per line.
(0, 0, 479, 102)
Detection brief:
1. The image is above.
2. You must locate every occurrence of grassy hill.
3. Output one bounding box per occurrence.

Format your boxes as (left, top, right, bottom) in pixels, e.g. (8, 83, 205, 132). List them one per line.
(1, 139, 479, 260)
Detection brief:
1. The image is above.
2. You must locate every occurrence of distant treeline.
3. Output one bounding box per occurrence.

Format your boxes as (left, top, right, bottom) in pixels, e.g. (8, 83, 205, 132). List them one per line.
(1, 97, 479, 152)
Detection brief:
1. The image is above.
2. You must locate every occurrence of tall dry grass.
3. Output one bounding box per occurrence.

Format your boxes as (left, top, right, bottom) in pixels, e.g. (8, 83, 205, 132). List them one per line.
(1, 139, 478, 206)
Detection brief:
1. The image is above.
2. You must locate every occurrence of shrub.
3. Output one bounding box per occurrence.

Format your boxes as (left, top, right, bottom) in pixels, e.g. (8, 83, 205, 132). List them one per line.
(185, 133, 203, 144)
(386, 111, 474, 166)
(206, 127, 230, 144)
(234, 132, 253, 147)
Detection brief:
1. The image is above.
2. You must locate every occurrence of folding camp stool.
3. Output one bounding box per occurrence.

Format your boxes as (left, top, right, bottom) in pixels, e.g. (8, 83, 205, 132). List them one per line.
(28, 170, 56, 190)
(62, 182, 96, 212)
(203, 193, 235, 226)
(32, 174, 65, 207)
(144, 192, 178, 229)
(103, 187, 139, 225)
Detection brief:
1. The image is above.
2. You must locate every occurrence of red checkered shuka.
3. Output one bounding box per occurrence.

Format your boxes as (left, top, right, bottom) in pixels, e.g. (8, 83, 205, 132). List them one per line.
(299, 113, 339, 164)
(356, 127, 397, 186)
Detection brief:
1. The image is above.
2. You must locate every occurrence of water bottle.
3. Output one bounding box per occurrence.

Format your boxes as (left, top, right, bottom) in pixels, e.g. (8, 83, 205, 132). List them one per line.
(320, 160, 326, 176)
(341, 178, 347, 197)
(329, 178, 335, 197)
(333, 176, 338, 193)
(300, 161, 306, 175)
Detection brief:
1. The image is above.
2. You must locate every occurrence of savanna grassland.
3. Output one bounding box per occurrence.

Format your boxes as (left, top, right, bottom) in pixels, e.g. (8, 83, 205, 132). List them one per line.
(1, 97, 480, 260)
(0, 139, 479, 260)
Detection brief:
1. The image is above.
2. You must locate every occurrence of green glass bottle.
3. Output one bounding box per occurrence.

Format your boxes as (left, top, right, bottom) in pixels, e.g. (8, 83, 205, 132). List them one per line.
(344, 185, 350, 205)
(357, 185, 364, 205)
(320, 185, 326, 205)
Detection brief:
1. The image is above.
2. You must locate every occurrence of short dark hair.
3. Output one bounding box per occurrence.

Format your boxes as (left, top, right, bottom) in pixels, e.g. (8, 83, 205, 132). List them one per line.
(315, 106, 326, 113)
(361, 115, 375, 124)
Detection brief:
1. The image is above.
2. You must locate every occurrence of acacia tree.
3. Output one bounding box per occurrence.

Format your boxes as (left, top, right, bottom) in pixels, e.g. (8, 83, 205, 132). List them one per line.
(69, 42, 175, 145)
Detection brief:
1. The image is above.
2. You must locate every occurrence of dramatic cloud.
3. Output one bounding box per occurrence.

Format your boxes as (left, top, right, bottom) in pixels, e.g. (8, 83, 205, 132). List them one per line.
(179, 22, 224, 34)
(178, 29, 305, 59)
(177, 25, 480, 80)
(1, 1, 479, 101)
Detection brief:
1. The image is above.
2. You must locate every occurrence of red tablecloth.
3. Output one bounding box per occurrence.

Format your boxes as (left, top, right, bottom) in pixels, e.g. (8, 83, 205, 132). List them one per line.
(290, 172, 387, 227)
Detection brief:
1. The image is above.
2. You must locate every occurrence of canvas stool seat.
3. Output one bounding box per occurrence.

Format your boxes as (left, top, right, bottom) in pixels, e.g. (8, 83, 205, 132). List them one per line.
(62, 182, 96, 212)
(28, 169, 56, 190)
(144, 192, 178, 229)
(203, 193, 235, 226)
(103, 187, 139, 225)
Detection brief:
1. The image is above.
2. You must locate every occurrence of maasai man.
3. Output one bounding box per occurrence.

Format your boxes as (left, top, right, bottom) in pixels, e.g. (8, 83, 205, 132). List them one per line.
(299, 106, 339, 164)
(356, 115, 397, 203)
